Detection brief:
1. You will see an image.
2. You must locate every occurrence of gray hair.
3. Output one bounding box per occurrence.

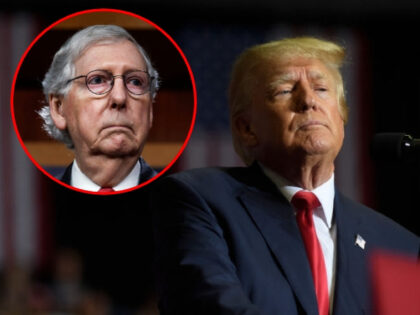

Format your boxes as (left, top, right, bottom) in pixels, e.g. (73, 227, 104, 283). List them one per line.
(39, 24, 160, 149)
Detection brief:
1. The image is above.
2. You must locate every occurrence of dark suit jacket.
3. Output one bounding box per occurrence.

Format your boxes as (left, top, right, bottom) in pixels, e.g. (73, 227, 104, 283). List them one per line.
(59, 157, 157, 187)
(153, 163, 420, 315)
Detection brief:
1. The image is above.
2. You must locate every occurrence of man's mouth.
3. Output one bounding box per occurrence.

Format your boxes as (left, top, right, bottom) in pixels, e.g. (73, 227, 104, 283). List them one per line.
(102, 123, 133, 132)
(297, 120, 327, 130)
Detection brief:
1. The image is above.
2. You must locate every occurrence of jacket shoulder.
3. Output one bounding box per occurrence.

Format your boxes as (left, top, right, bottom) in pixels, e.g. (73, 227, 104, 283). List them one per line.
(337, 191, 419, 252)
(160, 167, 247, 195)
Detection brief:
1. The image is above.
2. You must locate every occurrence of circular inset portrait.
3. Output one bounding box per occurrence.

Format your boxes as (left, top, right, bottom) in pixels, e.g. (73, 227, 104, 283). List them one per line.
(11, 9, 196, 194)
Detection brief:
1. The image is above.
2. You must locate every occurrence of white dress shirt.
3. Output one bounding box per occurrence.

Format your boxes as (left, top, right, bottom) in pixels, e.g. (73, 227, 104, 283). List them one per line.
(71, 159, 141, 192)
(260, 164, 337, 301)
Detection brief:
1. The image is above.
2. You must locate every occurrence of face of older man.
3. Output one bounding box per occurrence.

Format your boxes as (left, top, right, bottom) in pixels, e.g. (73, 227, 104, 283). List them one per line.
(53, 40, 153, 158)
(244, 56, 344, 168)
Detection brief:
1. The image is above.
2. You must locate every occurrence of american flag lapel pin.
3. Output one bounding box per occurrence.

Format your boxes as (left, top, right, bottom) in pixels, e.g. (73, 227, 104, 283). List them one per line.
(355, 234, 366, 249)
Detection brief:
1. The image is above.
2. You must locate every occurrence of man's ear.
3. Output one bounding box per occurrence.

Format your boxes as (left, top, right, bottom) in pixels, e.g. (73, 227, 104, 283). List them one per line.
(49, 94, 67, 130)
(233, 113, 258, 147)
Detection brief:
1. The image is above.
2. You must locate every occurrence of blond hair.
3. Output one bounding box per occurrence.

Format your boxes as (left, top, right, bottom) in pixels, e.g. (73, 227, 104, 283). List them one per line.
(229, 37, 348, 165)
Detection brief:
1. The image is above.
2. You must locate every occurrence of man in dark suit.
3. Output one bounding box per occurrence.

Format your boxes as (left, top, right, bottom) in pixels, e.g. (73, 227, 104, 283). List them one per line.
(153, 37, 420, 314)
(39, 25, 159, 191)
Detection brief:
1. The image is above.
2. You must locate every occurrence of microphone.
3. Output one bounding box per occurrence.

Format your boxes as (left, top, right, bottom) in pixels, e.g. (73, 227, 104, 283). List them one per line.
(370, 133, 420, 160)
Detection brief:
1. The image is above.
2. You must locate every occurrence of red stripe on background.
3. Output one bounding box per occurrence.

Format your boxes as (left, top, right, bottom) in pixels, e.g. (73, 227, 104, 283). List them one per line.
(32, 17, 54, 270)
(0, 15, 15, 266)
(356, 32, 375, 208)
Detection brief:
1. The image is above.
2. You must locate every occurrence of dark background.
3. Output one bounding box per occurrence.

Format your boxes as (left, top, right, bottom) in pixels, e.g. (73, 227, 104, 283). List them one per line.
(1, 1, 420, 314)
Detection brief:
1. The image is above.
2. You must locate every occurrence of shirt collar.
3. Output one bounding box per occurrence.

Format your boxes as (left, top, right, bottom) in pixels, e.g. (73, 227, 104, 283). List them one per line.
(259, 163, 335, 228)
(71, 159, 141, 192)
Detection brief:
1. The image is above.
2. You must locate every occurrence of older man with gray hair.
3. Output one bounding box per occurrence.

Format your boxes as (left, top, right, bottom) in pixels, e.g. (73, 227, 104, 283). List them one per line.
(39, 25, 158, 192)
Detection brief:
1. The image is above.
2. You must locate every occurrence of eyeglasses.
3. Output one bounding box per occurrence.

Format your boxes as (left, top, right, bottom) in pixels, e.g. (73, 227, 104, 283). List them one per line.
(66, 69, 154, 95)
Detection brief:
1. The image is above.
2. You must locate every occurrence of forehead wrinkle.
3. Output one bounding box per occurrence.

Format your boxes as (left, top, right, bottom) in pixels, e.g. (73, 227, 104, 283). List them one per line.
(74, 41, 146, 76)
(307, 70, 328, 82)
(267, 66, 330, 91)
(268, 72, 297, 89)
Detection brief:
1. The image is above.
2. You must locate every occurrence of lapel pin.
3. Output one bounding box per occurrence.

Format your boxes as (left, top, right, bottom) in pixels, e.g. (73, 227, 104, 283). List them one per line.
(355, 234, 366, 250)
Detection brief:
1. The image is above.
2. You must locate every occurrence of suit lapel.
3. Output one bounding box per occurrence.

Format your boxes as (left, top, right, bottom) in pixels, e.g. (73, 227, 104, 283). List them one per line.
(235, 165, 369, 314)
(333, 192, 368, 315)
(60, 162, 73, 185)
(138, 157, 158, 184)
(237, 164, 318, 315)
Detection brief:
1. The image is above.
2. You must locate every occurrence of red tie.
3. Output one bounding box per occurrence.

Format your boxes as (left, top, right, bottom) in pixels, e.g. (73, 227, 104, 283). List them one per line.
(98, 187, 114, 192)
(291, 191, 329, 315)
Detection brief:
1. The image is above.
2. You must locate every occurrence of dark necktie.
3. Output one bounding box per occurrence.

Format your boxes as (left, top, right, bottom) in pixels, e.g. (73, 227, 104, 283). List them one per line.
(98, 187, 114, 192)
(291, 191, 329, 315)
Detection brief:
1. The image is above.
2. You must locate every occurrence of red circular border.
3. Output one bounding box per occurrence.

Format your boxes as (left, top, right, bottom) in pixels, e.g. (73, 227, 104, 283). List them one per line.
(10, 8, 197, 195)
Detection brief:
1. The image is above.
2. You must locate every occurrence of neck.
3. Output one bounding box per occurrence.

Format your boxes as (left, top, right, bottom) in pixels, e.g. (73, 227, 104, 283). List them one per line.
(264, 155, 335, 190)
(75, 153, 139, 188)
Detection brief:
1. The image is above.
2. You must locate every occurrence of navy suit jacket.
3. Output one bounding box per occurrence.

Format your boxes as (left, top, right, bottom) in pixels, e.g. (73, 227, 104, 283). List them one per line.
(153, 163, 420, 315)
(60, 157, 157, 187)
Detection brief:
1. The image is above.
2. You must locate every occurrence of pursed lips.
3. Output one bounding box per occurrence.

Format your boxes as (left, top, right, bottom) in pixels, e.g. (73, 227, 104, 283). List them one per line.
(101, 123, 133, 132)
(296, 120, 328, 130)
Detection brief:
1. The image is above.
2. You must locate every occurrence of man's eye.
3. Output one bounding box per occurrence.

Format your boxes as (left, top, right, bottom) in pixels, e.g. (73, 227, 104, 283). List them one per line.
(88, 75, 107, 85)
(273, 89, 292, 97)
(127, 77, 145, 87)
(279, 89, 292, 94)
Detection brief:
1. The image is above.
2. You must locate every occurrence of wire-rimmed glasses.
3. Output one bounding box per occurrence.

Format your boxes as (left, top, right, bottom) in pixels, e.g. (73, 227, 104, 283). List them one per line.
(66, 69, 154, 95)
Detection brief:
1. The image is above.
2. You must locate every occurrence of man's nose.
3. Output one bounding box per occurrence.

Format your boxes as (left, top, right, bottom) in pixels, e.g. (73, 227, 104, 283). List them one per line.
(109, 76, 127, 109)
(295, 83, 317, 112)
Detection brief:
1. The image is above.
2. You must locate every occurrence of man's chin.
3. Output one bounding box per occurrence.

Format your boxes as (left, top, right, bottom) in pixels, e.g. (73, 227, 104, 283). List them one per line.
(92, 140, 141, 158)
(297, 131, 338, 155)
(301, 140, 332, 155)
(99, 148, 139, 158)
